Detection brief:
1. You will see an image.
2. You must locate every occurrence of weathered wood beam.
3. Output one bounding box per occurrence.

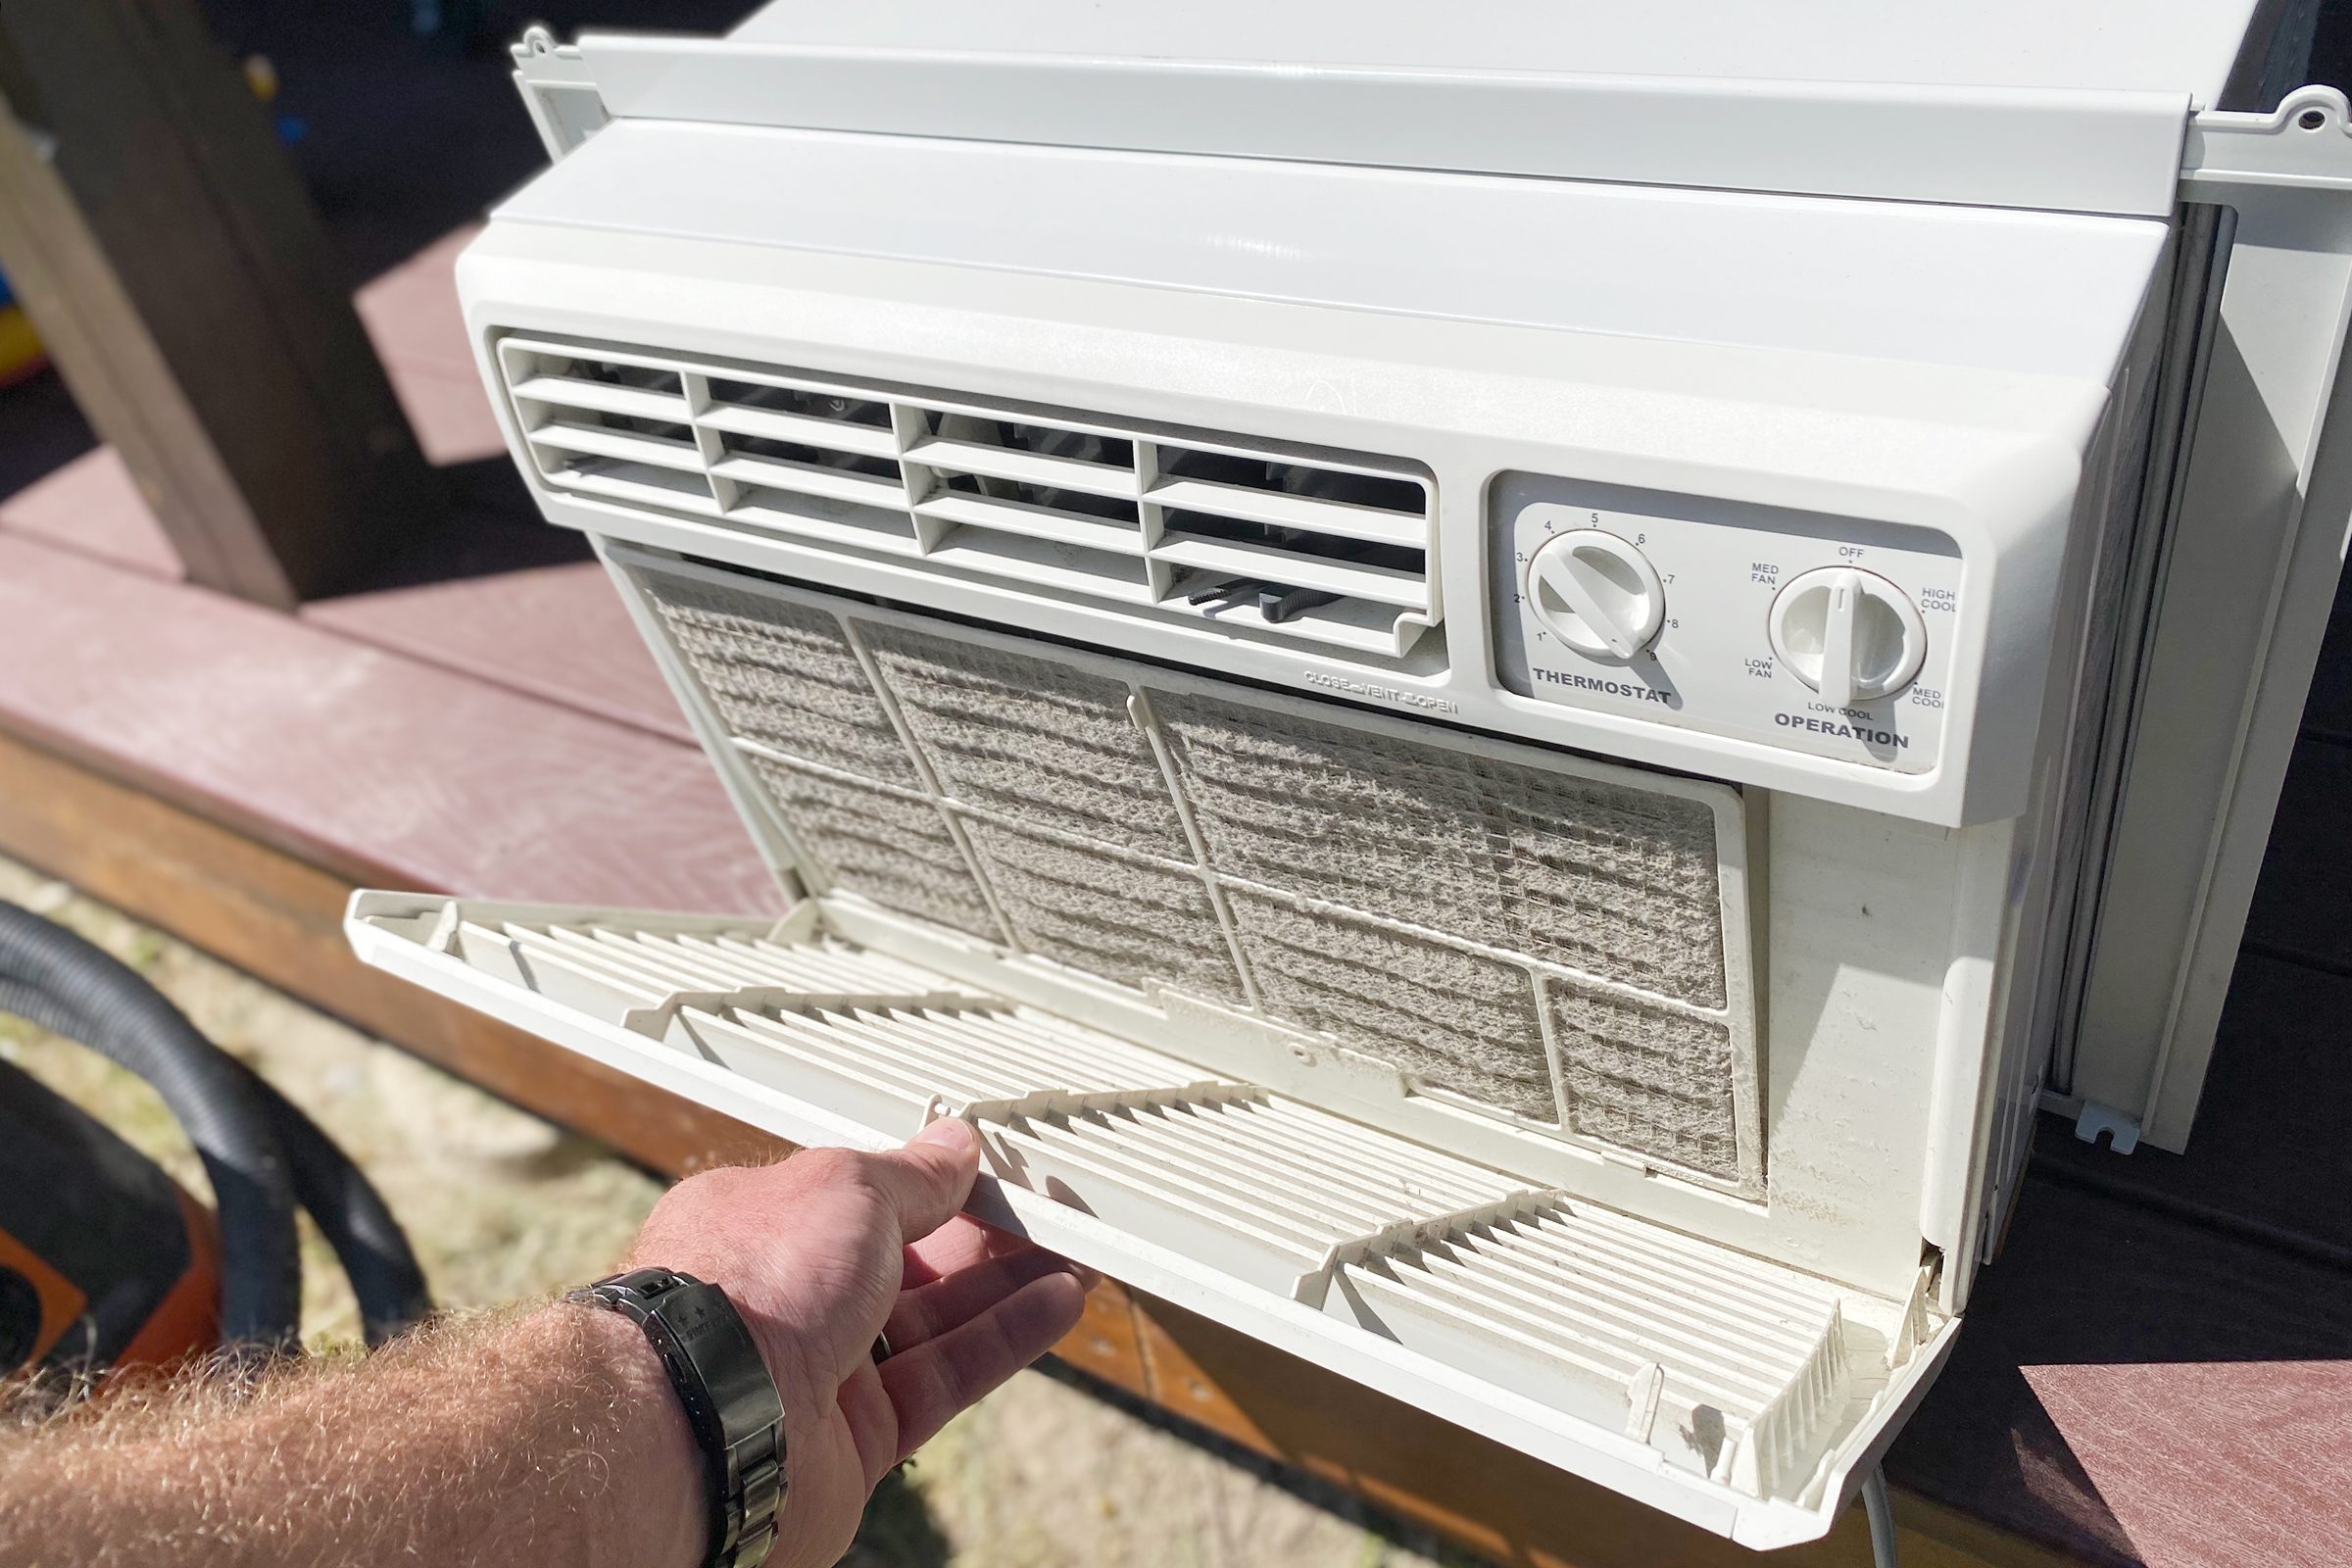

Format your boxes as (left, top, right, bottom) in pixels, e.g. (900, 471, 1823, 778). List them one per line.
(0, 0, 440, 607)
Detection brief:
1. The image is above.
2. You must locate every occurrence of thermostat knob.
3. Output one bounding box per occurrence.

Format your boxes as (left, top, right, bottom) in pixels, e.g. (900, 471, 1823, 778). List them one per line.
(1768, 566, 1927, 708)
(1524, 531, 1666, 660)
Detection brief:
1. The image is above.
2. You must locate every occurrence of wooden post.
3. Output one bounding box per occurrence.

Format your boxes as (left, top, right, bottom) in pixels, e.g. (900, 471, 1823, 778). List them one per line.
(0, 0, 440, 608)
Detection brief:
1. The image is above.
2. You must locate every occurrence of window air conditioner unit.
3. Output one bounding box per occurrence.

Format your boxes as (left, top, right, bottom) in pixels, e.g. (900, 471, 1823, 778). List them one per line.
(346, 1, 2352, 1547)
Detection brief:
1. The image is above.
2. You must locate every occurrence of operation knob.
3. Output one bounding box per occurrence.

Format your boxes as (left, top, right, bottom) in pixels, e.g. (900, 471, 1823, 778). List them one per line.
(1768, 566, 1927, 708)
(1524, 530, 1666, 660)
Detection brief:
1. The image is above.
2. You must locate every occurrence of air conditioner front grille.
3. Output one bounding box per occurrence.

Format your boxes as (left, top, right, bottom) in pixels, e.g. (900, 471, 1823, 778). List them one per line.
(498, 335, 1440, 660)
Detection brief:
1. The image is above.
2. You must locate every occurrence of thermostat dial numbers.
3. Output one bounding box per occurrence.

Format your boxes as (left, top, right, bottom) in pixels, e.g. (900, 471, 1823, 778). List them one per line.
(1523, 530, 1666, 659)
(1505, 500, 1961, 774)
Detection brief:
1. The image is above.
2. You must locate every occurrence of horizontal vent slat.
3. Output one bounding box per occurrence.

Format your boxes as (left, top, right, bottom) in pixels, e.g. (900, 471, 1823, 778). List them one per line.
(906, 438, 1140, 501)
(511, 375, 695, 422)
(700, 404, 903, 459)
(721, 496, 923, 554)
(927, 531, 1157, 601)
(527, 421, 709, 474)
(710, 454, 907, 510)
(1153, 536, 1433, 609)
(916, 491, 1148, 554)
(544, 464, 719, 512)
(1161, 592, 1409, 652)
(1146, 477, 1426, 547)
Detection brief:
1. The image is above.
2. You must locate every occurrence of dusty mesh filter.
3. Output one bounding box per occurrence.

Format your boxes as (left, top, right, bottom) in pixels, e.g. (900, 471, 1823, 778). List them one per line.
(1152, 688, 1728, 1007)
(741, 756, 1000, 941)
(1227, 889, 1558, 1122)
(959, 818, 1249, 1004)
(852, 622, 1250, 1002)
(859, 617, 1195, 858)
(1545, 980, 1740, 1180)
(636, 559, 1753, 1184)
(649, 574, 925, 786)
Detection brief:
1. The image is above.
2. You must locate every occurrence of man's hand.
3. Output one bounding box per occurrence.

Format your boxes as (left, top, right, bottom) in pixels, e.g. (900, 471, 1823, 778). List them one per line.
(0, 1119, 1088, 1568)
(620, 1119, 1091, 1568)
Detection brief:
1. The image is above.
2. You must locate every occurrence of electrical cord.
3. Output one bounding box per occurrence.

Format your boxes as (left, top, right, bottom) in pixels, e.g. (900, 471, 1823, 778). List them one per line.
(1862, 1465, 1900, 1568)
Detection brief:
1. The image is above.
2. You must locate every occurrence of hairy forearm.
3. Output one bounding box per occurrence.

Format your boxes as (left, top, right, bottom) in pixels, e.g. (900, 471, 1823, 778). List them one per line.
(0, 1304, 704, 1568)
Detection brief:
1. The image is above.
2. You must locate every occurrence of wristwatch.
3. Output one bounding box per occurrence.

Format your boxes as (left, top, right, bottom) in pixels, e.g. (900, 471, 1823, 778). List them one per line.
(570, 1267, 786, 1568)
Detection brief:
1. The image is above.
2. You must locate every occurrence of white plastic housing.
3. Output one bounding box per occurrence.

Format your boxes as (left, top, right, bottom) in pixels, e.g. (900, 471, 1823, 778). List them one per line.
(349, 9, 2264, 1544)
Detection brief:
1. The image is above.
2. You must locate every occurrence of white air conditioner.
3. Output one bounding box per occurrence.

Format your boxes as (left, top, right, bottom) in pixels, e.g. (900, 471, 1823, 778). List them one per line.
(345, 1, 2352, 1548)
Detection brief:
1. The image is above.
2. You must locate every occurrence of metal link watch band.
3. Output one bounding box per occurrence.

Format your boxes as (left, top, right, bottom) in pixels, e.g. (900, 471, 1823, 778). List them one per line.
(570, 1267, 785, 1568)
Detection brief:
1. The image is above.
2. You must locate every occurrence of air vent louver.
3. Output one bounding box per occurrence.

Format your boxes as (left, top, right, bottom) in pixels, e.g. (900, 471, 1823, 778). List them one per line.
(498, 336, 1438, 659)
(351, 897, 1894, 1513)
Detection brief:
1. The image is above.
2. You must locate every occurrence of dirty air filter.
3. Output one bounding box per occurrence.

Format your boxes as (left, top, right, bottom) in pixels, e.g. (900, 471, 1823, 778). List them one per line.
(649, 574, 925, 786)
(1546, 980, 1742, 1179)
(739, 757, 1002, 941)
(1152, 691, 1730, 1008)
(960, 819, 1250, 1005)
(859, 620, 1195, 858)
(1227, 890, 1558, 1122)
(623, 556, 1761, 1192)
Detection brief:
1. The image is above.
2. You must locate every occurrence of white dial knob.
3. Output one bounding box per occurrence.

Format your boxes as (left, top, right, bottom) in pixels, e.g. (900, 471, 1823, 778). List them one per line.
(1524, 530, 1666, 660)
(1768, 566, 1928, 708)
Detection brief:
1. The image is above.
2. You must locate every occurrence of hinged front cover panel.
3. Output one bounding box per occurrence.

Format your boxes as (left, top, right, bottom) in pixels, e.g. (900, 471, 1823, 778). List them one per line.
(346, 892, 1954, 1546)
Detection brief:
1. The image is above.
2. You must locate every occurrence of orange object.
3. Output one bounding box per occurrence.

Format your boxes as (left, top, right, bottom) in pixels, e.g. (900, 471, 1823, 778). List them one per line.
(0, 305, 45, 388)
(0, 1063, 224, 1379)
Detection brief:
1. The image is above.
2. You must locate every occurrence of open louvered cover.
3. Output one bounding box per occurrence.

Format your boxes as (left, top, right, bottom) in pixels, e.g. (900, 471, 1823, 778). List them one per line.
(617, 553, 1764, 1196)
(495, 335, 1439, 659)
(346, 898, 1932, 1515)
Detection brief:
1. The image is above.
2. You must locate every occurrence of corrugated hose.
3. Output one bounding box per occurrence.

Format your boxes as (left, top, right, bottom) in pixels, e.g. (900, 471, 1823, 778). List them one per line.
(0, 900, 429, 1360)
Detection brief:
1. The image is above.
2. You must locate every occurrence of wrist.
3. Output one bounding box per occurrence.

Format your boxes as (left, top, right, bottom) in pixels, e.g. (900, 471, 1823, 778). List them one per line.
(565, 1302, 710, 1568)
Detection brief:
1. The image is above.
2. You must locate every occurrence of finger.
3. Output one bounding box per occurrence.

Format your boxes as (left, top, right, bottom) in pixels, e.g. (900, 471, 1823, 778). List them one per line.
(836, 1360, 899, 1490)
(887, 1247, 1086, 1353)
(858, 1119, 983, 1244)
(902, 1214, 1032, 1287)
(880, 1271, 1088, 1462)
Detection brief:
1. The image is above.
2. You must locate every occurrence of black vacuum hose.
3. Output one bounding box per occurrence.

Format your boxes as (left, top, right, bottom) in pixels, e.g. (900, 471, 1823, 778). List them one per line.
(0, 900, 429, 1352)
(238, 1062, 431, 1343)
(0, 905, 299, 1353)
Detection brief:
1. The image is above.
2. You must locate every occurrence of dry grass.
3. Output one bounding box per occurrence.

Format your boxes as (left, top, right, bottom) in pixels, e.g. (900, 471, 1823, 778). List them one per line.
(0, 856, 1460, 1568)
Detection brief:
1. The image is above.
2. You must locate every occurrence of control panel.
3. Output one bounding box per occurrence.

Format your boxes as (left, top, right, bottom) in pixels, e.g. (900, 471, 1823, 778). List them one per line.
(1490, 476, 1963, 775)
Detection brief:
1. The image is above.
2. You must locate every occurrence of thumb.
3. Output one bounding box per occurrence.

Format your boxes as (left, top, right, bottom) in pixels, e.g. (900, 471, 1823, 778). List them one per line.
(862, 1118, 982, 1242)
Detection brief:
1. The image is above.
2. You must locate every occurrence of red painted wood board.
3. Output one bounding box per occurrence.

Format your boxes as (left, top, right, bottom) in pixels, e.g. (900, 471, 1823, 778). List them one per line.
(1889, 1171, 2352, 1568)
(352, 223, 482, 386)
(301, 549, 696, 747)
(0, 534, 773, 914)
(0, 448, 183, 581)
